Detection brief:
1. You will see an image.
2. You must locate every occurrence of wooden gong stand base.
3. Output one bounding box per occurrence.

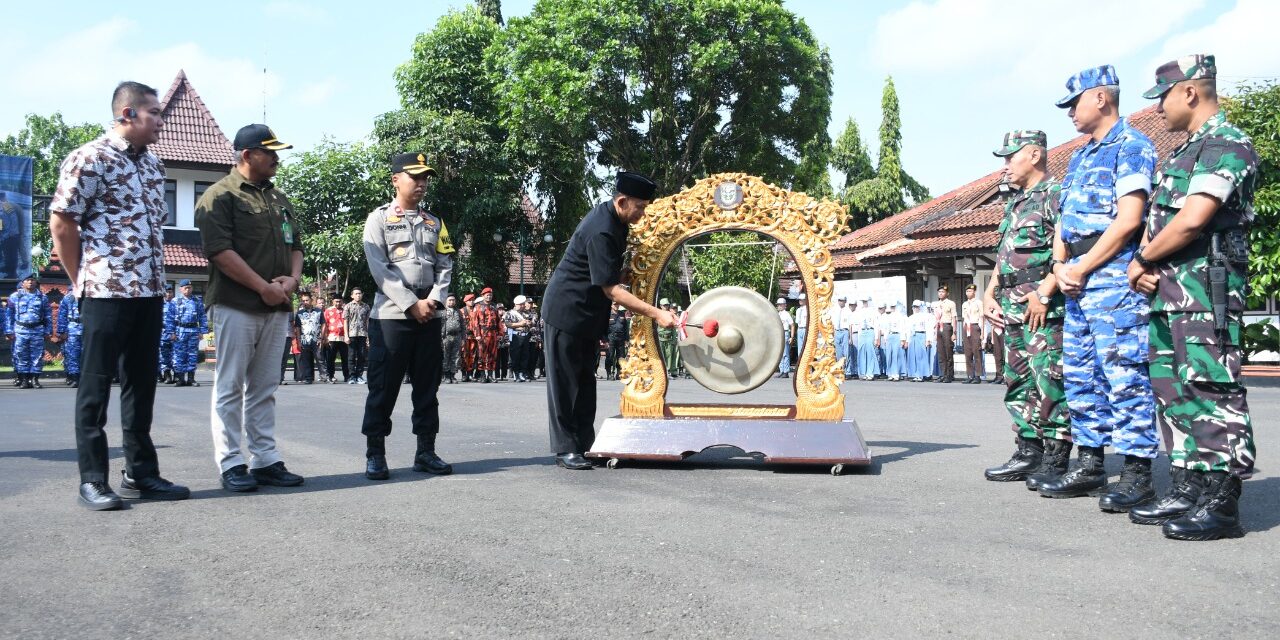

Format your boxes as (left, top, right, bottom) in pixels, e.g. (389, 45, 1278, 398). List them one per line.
(587, 415, 871, 475)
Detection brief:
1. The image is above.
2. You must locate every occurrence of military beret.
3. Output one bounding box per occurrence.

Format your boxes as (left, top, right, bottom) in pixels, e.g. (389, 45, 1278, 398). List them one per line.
(481, 287, 493, 295)
(1144, 54, 1216, 99)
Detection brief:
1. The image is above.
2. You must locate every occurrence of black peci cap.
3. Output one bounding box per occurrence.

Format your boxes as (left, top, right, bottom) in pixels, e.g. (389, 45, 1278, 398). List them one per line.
(616, 171, 657, 200)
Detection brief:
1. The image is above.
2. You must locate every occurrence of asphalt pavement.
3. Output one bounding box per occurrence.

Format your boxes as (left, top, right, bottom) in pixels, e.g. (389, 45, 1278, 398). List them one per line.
(1, 372, 1277, 638)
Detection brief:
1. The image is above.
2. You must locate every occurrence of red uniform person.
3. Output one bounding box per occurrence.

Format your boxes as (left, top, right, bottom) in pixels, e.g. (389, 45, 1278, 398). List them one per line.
(460, 293, 477, 380)
(468, 287, 501, 382)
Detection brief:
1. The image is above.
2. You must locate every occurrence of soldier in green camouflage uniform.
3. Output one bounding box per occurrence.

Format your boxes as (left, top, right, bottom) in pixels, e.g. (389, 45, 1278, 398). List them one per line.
(1126, 54, 1257, 540)
(982, 131, 1071, 484)
(657, 298, 682, 378)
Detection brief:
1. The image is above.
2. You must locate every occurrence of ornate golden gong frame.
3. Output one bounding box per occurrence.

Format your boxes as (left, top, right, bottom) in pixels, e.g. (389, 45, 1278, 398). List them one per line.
(619, 173, 850, 421)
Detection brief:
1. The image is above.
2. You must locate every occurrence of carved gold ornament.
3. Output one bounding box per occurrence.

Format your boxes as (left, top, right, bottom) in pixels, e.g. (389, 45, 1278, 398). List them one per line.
(619, 173, 850, 420)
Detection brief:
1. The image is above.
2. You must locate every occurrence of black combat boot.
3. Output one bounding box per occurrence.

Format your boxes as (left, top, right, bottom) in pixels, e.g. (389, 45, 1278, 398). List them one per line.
(1162, 471, 1244, 541)
(1130, 466, 1206, 525)
(412, 435, 452, 475)
(1025, 439, 1071, 491)
(187, 371, 200, 387)
(29, 374, 41, 389)
(70, 374, 79, 388)
(984, 436, 1044, 482)
(12, 373, 22, 387)
(1039, 445, 1106, 498)
(1098, 455, 1155, 513)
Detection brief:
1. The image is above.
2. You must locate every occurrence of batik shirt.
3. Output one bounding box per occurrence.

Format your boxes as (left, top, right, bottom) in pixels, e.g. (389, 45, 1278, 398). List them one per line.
(1147, 111, 1257, 314)
(995, 178, 1066, 324)
(295, 307, 324, 345)
(343, 301, 370, 337)
(50, 131, 167, 299)
(1059, 117, 1157, 290)
(323, 306, 345, 341)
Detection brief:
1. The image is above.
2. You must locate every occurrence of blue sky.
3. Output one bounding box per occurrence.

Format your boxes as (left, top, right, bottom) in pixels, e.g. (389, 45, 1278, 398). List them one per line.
(3, 0, 1276, 197)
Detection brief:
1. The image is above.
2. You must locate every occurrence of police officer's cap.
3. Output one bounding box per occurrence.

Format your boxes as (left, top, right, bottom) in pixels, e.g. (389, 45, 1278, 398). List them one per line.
(233, 124, 293, 151)
(616, 171, 657, 200)
(391, 152, 438, 177)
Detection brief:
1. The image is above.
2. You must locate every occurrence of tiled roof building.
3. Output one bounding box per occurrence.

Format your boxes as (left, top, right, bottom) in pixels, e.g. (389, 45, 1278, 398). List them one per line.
(152, 70, 236, 169)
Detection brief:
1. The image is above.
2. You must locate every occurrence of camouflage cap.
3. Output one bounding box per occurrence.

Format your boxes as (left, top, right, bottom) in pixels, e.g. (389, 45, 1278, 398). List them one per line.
(993, 130, 1048, 157)
(1143, 54, 1216, 99)
(1055, 64, 1119, 108)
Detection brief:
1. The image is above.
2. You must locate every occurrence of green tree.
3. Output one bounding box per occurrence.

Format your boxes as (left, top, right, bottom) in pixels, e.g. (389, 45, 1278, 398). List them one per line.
(274, 139, 389, 295)
(0, 113, 104, 194)
(682, 231, 785, 299)
(837, 77, 930, 228)
(476, 0, 503, 24)
(831, 117, 875, 189)
(389, 7, 526, 296)
(495, 0, 833, 230)
(1223, 81, 1280, 307)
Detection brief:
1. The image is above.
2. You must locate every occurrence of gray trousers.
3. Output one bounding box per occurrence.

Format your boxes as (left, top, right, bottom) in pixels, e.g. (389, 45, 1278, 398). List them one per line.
(442, 332, 462, 375)
(209, 305, 290, 473)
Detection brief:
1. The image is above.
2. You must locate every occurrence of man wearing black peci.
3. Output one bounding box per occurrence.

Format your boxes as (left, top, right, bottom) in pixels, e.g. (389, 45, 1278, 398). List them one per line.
(540, 172, 678, 470)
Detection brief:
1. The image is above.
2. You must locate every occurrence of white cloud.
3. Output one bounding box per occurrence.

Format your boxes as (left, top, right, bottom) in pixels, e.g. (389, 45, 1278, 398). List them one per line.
(297, 77, 339, 107)
(1149, 0, 1280, 93)
(871, 0, 1204, 85)
(0, 18, 282, 135)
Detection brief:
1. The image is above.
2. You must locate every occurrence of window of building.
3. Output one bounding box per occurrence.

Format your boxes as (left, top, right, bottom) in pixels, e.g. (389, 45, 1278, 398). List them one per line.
(164, 180, 177, 226)
(194, 181, 214, 209)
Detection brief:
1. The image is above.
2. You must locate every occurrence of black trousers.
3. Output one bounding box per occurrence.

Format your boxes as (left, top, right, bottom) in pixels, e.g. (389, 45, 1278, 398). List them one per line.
(605, 338, 626, 378)
(75, 297, 162, 483)
(510, 333, 531, 377)
(544, 323, 599, 454)
(281, 336, 294, 381)
(325, 340, 349, 380)
(361, 317, 443, 457)
(348, 336, 368, 378)
(498, 345, 510, 378)
(297, 341, 322, 381)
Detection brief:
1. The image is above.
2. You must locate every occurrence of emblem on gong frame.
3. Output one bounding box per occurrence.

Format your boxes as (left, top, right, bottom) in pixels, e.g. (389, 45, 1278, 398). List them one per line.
(713, 180, 744, 210)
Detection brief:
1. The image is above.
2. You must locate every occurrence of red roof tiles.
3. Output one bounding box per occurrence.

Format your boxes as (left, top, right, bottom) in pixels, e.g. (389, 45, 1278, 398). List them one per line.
(151, 70, 235, 167)
(162, 242, 207, 270)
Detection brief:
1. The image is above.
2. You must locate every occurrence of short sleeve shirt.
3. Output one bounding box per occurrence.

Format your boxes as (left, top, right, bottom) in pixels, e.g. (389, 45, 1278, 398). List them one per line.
(542, 200, 628, 337)
(295, 307, 324, 344)
(1059, 117, 1157, 290)
(323, 306, 345, 340)
(50, 132, 167, 299)
(1147, 111, 1258, 314)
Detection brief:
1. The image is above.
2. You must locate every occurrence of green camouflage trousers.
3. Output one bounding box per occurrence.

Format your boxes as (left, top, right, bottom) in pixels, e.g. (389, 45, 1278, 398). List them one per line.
(659, 335, 681, 375)
(1002, 319, 1069, 440)
(1149, 311, 1255, 478)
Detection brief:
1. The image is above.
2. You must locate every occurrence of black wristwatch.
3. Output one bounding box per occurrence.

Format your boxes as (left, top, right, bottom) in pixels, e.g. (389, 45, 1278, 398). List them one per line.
(1134, 250, 1155, 269)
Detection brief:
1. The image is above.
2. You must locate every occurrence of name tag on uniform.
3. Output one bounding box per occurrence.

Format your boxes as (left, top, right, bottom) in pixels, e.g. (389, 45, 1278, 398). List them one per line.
(282, 220, 294, 244)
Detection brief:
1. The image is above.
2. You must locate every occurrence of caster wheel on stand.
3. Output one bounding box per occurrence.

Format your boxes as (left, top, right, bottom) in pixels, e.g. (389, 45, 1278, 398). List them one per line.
(830, 464, 845, 476)
(606, 458, 620, 470)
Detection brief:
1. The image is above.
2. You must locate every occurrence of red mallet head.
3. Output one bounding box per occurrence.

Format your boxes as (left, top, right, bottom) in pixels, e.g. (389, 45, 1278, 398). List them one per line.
(702, 319, 719, 338)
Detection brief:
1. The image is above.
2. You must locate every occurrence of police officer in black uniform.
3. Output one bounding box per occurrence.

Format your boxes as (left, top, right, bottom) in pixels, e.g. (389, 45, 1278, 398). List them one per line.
(541, 171, 677, 470)
(359, 152, 455, 480)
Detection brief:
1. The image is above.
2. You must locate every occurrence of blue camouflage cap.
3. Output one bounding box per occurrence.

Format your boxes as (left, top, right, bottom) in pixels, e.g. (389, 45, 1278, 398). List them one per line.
(1055, 65, 1119, 108)
(178, 279, 191, 287)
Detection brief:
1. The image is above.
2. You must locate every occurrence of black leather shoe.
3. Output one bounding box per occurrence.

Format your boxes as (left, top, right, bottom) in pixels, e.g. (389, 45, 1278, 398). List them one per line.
(1039, 446, 1107, 498)
(984, 436, 1044, 482)
(221, 464, 259, 492)
(413, 452, 453, 475)
(1130, 466, 1205, 525)
(251, 461, 305, 486)
(78, 482, 123, 511)
(1098, 456, 1154, 513)
(118, 472, 190, 501)
(1163, 472, 1245, 541)
(555, 453, 593, 470)
(365, 455, 390, 480)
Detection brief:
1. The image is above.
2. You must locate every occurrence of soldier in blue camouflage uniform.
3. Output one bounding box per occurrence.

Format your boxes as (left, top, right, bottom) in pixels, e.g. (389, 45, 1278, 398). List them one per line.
(158, 285, 177, 384)
(981, 131, 1071, 484)
(5, 273, 52, 388)
(1044, 65, 1160, 507)
(1127, 55, 1257, 540)
(56, 290, 84, 387)
(171, 279, 207, 387)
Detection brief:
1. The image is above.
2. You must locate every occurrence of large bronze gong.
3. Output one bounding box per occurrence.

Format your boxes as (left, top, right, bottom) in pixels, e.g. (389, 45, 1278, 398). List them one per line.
(679, 287, 782, 394)
(588, 174, 871, 473)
